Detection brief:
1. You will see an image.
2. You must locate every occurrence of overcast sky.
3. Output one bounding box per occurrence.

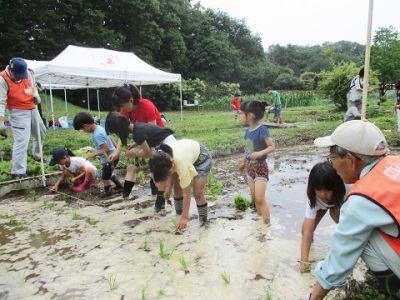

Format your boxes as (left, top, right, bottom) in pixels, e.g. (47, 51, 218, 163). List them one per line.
(197, 0, 400, 50)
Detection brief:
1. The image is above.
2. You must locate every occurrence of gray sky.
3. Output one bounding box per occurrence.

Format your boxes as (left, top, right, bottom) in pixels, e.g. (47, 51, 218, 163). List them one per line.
(197, 0, 400, 50)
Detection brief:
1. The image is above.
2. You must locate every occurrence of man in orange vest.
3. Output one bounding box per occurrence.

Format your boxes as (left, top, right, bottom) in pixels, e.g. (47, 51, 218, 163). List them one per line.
(0, 57, 42, 178)
(307, 120, 400, 299)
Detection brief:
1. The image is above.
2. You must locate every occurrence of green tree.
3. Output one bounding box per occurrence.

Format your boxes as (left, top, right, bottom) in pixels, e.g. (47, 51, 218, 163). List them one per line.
(274, 73, 305, 90)
(371, 26, 400, 99)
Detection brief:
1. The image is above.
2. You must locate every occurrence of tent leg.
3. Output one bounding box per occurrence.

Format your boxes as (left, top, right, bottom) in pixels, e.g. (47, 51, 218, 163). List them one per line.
(48, 75, 55, 129)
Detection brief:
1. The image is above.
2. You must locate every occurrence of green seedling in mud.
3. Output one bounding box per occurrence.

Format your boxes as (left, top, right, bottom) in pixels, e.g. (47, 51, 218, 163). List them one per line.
(249, 198, 256, 209)
(42, 200, 47, 206)
(159, 241, 176, 260)
(88, 219, 98, 226)
(47, 202, 54, 210)
(17, 221, 25, 230)
(210, 182, 222, 195)
(265, 290, 272, 300)
(8, 215, 15, 224)
(141, 284, 148, 300)
(29, 190, 37, 201)
(100, 224, 106, 235)
(62, 193, 68, 200)
(39, 232, 47, 244)
(72, 212, 79, 220)
(108, 274, 117, 291)
(171, 217, 177, 227)
(234, 195, 248, 211)
(137, 171, 145, 184)
(220, 271, 230, 284)
(5, 264, 11, 272)
(207, 172, 215, 186)
(18, 269, 27, 284)
(143, 237, 150, 251)
(120, 235, 125, 242)
(207, 195, 218, 201)
(177, 255, 189, 273)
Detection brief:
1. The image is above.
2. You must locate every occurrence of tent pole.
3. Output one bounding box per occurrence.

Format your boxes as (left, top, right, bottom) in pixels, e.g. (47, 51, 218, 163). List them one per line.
(48, 75, 55, 129)
(64, 88, 68, 121)
(44, 89, 49, 126)
(180, 78, 183, 121)
(361, 0, 374, 119)
(97, 89, 100, 120)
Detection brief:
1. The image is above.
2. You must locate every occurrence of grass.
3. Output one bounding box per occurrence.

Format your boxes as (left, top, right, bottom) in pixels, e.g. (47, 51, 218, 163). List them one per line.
(159, 240, 176, 260)
(234, 195, 248, 211)
(71, 212, 79, 220)
(108, 274, 117, 291)
(209, 182, 222, 195)
(220, 271, 230, 284)
(143, 237, 150, 251)
(17, 221, 25, 230)
(8, 215, 15, 224)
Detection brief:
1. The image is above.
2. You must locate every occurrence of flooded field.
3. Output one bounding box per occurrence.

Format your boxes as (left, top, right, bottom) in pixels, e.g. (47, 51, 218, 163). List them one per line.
(0, 145, 380, 299)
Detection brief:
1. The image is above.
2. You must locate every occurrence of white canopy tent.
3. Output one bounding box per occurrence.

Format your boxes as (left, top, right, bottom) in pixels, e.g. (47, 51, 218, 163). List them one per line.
(28, 45, 183, 126)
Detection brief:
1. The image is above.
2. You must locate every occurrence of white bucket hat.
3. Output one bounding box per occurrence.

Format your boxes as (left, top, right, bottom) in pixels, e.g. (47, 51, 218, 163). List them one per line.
(314, 120, 389, 156)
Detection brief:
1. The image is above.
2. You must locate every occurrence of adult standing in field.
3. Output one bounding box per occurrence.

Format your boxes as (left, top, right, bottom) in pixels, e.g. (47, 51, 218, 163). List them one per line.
(308, 120, 400, 300)
(231, 92, 241, 122)
(391, 79, 400, 132)
(0, 57, 43, 178)
(348, 67, 372, 109)
(109, 82, 166, 199)
(266, 87, 284, 124)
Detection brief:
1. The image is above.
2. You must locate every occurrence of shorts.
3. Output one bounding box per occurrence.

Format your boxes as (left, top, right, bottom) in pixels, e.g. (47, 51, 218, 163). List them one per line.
(101, 158, 119, 180)
(193, 143, 213, 180)
(274, 104, 282, 117)
(246, 160, 269, 182)
(233, 110, 240, 116)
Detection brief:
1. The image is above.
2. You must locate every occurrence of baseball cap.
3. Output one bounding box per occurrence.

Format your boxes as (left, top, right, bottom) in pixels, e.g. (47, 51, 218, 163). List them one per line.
(9, 57, 28, 79)
(49, 147, 68, 166)
(314, 120, 389, 156)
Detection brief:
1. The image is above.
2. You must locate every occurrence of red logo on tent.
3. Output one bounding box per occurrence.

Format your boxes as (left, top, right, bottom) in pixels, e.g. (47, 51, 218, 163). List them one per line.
(106, 58, 115, 64)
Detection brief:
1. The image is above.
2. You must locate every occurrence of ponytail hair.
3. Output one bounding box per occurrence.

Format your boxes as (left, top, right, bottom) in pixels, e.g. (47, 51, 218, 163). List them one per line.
(111, 82, 141, 107)
(66, 148, 76, 157)
(149, 144, 174, 182)
(240, 99, 266, 121)
(105, 112, 130, 145)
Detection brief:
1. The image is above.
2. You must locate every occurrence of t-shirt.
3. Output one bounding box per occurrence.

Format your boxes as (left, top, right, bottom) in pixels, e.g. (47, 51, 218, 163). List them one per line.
(349, 75, 363, 102)
(244, 125, 271, 161)
(120, 98, 165, 127)
(304, 184, 353, 219)
(59, 156, 97, 174)
(92, 126, 116, 164)
(343, 106, 361, 122)
(170, 139, 200, 188)
(231, 98, 240, 110)
(132, 122, 174, 147)
(272, 91, 281, 105)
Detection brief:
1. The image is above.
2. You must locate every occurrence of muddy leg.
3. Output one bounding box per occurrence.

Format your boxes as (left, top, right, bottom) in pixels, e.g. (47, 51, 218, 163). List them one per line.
(253, 179, 270, 223)
(193, 178, 207, 226)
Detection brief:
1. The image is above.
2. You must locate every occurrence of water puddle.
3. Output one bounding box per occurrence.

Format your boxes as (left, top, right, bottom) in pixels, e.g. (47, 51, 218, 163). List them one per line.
(0, 145, 397, 299)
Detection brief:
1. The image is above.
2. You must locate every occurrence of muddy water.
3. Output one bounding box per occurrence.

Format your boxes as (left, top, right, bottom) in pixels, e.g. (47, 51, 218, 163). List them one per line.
(0, 146, 376, 299)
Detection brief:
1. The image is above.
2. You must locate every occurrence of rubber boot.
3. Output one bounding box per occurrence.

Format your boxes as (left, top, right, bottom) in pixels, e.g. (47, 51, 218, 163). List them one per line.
(102, 185, 113, 197)
(155, 191, 165, 212)
(123, 180, 135, 199)
(110, 174, 123, 190)
(71, 177, 95, 192)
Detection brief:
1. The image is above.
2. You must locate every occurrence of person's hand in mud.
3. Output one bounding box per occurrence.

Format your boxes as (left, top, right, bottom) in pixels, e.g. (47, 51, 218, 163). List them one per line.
(127, 142, 138, 150)
(109, 152, 119, 163)
(126, 149, 140, 158)
(49, 185, 58, 192)
(250, 151, 263, 161)
(176, 216, 188, 230)
(299, 261, 311, 273)
(239, 162, 246, 174)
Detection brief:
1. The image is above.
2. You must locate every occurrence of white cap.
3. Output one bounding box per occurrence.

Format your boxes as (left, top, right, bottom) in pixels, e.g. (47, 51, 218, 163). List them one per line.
(314, 120, 389, 156)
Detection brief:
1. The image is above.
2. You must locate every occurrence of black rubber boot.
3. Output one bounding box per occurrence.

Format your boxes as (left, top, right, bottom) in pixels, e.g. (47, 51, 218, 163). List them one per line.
(123, 180, 135, 199)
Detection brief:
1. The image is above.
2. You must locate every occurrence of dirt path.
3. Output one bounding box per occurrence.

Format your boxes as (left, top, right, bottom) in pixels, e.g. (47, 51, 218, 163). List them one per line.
(1, 145, 388, 299)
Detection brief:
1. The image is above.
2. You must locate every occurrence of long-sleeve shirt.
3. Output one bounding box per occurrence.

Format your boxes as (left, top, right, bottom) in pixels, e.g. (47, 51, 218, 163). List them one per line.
(314, 159, 399, 289)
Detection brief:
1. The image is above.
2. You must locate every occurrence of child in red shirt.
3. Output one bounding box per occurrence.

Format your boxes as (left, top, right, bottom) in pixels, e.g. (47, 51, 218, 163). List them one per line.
(231, 92, 241, 122)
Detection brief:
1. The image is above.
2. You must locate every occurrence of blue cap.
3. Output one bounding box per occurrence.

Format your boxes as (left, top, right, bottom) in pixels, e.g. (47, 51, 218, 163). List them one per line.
(49, 147, 68, 166)
(9, 57, 28, 79)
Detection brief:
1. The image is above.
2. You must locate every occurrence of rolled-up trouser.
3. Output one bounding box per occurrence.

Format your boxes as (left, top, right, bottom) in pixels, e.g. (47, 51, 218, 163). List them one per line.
(31, 107, 46, 160)
(362, 230, 400, 278)
(9, 109, 32, 175)
(397, 109, 400, 132)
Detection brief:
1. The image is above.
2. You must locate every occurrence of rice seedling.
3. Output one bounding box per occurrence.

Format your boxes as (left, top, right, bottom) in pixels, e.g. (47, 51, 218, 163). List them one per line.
(19, 269, 27, 284)
(210, 182, 222, 195)
(141, 284, 148, 300)
(207, 171, 215, 186)
(100, 224, 106, 235)
(120, 235, 125, 242)
(220, 271, 230, 284)
(62, 193, 68, 200)
(143, 237, 150, 251)
(171, 217, 177, 227)
(47, 202, 54, 210)
(88, 219, 98, 226)
(8, 215, 15, 224)
(265, 290, 272, 300)
(42, 200, 48, 206)
(207, 195, 218, 201)
(17, 220, 25, 230)
(249, 198, 256, 209)
(178, 255, 189, 273)
(72, 212, 79, 220)
(108, 274, 117, 291)
(137, 171, 145, 184)
(5, 264, 11, 272)
(159, 240, 176, 260)
(234, 195, 248, 211)
(39, 232, 47, 244)
(29, 190, 37, 201)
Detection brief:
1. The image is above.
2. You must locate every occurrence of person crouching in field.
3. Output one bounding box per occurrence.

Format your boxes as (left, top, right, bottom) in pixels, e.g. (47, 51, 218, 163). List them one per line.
(238, 100, 275, 225)
(106, 112, 177, 210)
(49, 147, 98, 192)
(73, 112, 123, 197)
(149, 139, 213, 230)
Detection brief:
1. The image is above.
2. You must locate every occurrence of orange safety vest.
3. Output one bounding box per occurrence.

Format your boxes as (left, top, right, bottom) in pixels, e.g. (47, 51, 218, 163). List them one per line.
(0, 70, 35, 110)
(347, 155, 400, 255)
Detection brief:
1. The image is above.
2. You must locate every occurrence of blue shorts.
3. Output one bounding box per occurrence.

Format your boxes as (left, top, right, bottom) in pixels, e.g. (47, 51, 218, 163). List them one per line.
(274, 104, 282, 116)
